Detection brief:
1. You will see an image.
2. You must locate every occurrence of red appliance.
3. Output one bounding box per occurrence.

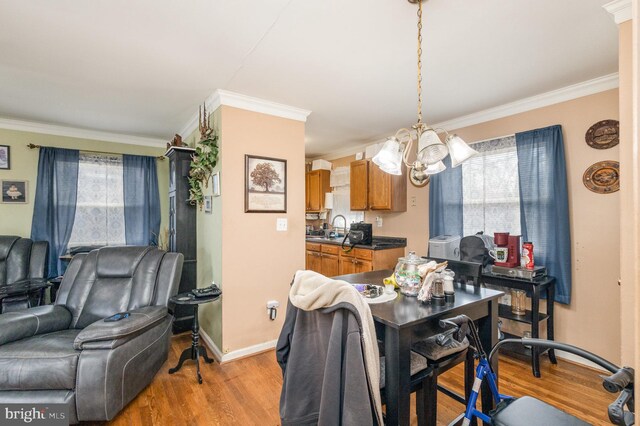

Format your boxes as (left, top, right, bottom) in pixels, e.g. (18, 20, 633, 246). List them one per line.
(495, 235, 521, 268)
(494, 232, 509, 247)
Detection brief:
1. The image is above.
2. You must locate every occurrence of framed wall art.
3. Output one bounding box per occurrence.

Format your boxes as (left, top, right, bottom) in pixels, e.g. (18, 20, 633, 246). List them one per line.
(0, 145, 9, 170)
(1, 180, 27, 203)
(212, 171, 221, 197)
(245, 155, 287, 213)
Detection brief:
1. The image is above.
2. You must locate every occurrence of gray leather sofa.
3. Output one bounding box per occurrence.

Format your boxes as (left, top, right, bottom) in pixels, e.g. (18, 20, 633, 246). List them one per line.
(0, 246, 183, 423)
(0, 235, 49, 312)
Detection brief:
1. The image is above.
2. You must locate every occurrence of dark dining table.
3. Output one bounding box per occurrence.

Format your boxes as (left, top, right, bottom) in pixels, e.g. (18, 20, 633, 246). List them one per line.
(335, 269, 503, 426)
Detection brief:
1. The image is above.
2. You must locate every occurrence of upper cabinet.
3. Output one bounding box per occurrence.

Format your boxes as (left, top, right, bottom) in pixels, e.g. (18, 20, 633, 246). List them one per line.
(305, 169, 331, 212)
(350, 159, 406, 212)
(350, 160, 369, 210)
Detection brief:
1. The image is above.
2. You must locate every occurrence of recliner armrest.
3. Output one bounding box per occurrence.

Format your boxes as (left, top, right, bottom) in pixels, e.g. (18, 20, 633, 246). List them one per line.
(0, 305, 72, 346)
(74, 306, 169, 350)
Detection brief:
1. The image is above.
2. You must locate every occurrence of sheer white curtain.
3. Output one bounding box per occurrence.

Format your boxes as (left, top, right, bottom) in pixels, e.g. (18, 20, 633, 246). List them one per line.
(68, 152, 126, 247)
(330, 166, 363, 228)
(462, 136, 521, 236)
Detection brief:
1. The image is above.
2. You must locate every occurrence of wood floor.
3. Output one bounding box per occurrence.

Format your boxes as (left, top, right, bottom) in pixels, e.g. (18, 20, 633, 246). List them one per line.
(99, 333, 614, 425)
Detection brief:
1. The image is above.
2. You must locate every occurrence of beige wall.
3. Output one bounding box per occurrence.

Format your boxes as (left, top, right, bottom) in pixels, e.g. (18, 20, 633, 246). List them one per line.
(322, 89, 621, 363)
(618, 20, 635, 366)
(197, 105, 306, 354)
(0, 128, 168, 238)
(453, 89, 621, 363)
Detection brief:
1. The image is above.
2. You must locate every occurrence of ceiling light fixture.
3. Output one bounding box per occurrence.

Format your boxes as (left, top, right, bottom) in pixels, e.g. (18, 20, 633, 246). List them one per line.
(372, 0, 478, 183)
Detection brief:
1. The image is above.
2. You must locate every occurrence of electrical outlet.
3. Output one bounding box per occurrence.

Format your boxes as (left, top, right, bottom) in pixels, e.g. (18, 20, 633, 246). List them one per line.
(276, 218, 287, 231)
(375, 216, 383, 227)
(267, 300, 280, 321)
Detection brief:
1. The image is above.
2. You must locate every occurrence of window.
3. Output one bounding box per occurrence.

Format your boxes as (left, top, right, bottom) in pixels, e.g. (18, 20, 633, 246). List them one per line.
(68, 152, 126, 247)
(329, 166, 363, 229)
(462, 136, 521, 236)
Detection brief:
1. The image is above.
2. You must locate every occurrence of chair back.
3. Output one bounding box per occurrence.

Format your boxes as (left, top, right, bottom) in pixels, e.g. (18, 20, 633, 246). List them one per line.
(0, 235, 49, 286)
(55, 246, 182, 329)
(429, 257, 483, 286)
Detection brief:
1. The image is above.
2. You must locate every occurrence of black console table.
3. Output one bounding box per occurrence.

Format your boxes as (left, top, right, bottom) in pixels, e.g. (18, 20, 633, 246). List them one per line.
(168, 292, 218, 384)
(0, 280, 49, 313)
(481, 273, 557, 377)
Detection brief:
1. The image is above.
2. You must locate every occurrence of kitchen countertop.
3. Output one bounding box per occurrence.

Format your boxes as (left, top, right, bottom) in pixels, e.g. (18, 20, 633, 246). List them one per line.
(305, 235, 407, 250)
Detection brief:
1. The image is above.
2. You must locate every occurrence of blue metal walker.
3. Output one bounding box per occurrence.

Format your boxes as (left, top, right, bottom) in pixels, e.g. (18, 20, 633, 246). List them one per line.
(439, 315, 635, 426)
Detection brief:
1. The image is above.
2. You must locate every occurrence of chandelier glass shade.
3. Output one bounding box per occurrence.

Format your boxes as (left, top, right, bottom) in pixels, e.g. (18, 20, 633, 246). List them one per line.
(372, 0, 477, 184)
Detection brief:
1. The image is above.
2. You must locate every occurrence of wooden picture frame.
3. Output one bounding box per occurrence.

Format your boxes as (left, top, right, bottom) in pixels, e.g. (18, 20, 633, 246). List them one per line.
(1, 180, 28, 203)
(245, 155, 287, 213)
(0, 145, 9, 170)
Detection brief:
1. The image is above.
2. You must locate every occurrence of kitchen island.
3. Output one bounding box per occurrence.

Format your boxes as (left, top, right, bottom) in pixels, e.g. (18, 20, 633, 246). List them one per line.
(305, 235, 406, 277)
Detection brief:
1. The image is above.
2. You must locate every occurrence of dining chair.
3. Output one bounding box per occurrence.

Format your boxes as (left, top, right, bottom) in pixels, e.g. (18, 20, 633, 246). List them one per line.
(411, 318, 475, 425)
(379, 342, 433, 426)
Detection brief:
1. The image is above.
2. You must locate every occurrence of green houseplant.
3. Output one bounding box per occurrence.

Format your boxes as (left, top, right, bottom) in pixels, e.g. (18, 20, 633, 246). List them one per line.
(188, 133, 219, 209)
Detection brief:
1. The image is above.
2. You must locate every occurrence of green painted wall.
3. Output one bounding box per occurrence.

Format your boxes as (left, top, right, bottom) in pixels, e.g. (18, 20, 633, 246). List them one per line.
(0, 128, 168, 238)
(188, 108, 223, 350)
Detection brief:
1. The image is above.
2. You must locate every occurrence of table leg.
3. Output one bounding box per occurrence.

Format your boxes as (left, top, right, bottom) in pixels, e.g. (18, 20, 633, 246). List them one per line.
(531, 286, 541, 378)
(478, 299, 498, 425)
(168, 305, 212, 384)
(547, 282, 557, 364)
(384, 326, 412, 426)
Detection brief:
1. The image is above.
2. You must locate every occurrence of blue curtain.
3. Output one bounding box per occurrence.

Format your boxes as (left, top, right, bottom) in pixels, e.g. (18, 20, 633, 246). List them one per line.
(31, 147, 79, 278)
(123, 154, 160, 246)
(515, 125, 571, 304)
(429, 156, 463, 238)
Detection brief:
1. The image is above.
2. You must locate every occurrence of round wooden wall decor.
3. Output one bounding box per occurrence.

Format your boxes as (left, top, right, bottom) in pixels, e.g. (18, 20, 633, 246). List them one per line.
(583, 160, 619, 194)
(585, 120, 619, 149)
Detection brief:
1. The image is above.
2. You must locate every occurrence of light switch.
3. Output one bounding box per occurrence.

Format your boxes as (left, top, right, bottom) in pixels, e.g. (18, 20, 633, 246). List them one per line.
(411, 196, 417, 207)
(276, 218, 288, 231)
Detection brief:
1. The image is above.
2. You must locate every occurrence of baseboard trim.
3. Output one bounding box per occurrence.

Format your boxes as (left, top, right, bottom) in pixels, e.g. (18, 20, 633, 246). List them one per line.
(554, 350, 609, 372)
(199, 329, 277, 364)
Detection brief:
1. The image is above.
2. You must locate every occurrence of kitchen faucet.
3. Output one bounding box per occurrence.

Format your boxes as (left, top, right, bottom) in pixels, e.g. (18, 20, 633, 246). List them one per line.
(331, 214, 347, 236)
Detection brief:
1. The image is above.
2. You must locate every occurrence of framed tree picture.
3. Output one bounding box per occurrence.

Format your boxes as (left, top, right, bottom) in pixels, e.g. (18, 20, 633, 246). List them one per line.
(245, 155, 287, 213)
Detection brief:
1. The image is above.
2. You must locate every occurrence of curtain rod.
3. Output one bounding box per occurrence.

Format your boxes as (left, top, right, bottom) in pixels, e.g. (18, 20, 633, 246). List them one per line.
(468, 133, 515, 145)
(26, 143, 165, 160)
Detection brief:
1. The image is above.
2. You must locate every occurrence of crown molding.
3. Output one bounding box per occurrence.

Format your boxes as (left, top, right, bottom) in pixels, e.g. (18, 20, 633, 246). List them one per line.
(0, 117, 167, 148)
(432, 73, 619, 132)
(312, 73, 620, 159)
(603, 0, 632, 24)
(179, 89, 311, 138)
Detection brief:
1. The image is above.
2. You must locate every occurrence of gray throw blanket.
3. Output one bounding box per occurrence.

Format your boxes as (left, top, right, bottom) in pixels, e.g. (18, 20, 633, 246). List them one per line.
(289, 270, 383, 426)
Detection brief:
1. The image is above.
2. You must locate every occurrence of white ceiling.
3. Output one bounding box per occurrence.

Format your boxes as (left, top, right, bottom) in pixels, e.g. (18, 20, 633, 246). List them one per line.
(0, 0, 619, 156)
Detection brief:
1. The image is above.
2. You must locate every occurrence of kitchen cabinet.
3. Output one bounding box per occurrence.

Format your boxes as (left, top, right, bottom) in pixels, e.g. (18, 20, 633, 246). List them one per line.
(350, 160, 369, 210)
(320, 245, 340, 277)
(350, 160, 406, 212)
(306, 242, 404, 277)
(305, 169, 331, 212)
(306, 243, 323, 274)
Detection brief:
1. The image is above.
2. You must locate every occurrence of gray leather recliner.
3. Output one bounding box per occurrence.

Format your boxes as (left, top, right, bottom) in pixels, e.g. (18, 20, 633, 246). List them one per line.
(0, 235, 49, 312)
(0, 246, 183, 423)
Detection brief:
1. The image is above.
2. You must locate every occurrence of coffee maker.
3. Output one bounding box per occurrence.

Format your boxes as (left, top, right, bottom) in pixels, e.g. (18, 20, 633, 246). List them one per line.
(494, 233, 521, 268)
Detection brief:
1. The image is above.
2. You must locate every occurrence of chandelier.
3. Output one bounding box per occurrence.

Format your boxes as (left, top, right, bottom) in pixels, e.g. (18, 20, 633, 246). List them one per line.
(372, 0, 478, 184)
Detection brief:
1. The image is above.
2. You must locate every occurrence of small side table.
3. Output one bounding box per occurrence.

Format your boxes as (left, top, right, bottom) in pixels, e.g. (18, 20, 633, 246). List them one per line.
(168, 292, 219, 384)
